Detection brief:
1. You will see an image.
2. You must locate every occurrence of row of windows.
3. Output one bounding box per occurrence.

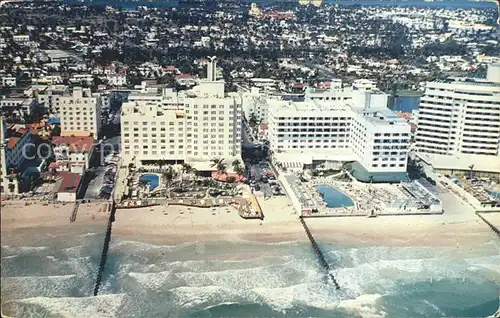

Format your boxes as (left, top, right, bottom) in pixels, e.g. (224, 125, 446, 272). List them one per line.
(277, 122, 350, 127)
(462, 140, 498, 145)
(372, 151, 408, 156)
(277, 128, 349, 132)
(185, 110, 233, 115)
(374, 133, 409, 137)
(372, 164, 405, 168)
(373, 139, 409, 144)
(123, 139, 236, 145)
(276, 144, 348, 149)
(277, 134, 348, 138)
(373, 157, 407, 162)
(187, 104, 231, 109)
(123, 121, 179, 126)
(123, 150, 236, 156)
(277, 117, 349, 121)
(276, 139, 349, 143)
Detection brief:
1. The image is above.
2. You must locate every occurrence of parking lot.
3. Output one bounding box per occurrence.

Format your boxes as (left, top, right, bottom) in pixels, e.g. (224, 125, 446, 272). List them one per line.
(83, 154, 119, 200)
(417, 177, 448, 195)
(248, 161, 285, 198)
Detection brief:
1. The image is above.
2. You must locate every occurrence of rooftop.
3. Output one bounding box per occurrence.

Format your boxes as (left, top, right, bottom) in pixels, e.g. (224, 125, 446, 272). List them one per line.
(270, 99, 349, 112)
(52, 136, 95, 153)
(417, 153, 500, 174)
(57, 171, 82, 193)
(358, 108, 408, 126)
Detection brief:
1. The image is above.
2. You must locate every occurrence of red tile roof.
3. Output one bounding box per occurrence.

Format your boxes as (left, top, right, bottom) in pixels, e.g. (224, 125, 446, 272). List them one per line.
(57, 172, 82, 193)
(212, 171, 247, 183)
(52, 136, 95, 153)
(7, 137, 20, 149)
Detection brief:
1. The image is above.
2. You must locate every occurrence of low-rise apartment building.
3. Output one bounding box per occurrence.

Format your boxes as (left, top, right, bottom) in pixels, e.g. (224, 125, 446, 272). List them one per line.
(50, 136, 95, 174)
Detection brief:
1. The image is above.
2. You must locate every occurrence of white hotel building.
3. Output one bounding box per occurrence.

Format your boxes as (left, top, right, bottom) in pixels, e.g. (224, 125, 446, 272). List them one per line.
(268, 98, 411, 182)
(120, 59, 242, 169)
(414, 64, 500, 177)
(243, 79, 388, 126)
(59, 87, 102, 137)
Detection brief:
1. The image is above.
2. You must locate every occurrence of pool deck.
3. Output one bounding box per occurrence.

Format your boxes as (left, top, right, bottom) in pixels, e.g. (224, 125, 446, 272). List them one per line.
(315, 184, 355, 208)
(278, 174, 443, 217)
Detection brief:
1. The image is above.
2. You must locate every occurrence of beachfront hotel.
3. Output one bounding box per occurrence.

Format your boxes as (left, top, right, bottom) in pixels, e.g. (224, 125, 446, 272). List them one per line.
(267, 97, 411, 182)
(120, 58, 242, 170)
(242, 79, 387, 126)
(414, 64, 500, 178)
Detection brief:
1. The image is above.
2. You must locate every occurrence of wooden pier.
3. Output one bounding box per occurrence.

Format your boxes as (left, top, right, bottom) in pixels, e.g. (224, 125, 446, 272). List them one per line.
(299, 216, 340, 289)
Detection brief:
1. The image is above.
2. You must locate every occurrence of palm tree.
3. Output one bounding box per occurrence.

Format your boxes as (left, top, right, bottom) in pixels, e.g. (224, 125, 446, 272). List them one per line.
(163, 166, 176, 187)
(216, 162, 227, 174)
(468, 164, 474, 180)
(210, 158, 224, 171)
(210, 157, 224, 168)
(232, 159, 244, 177)
(182, 163, 193, 175)
(180, 162, 194, 183)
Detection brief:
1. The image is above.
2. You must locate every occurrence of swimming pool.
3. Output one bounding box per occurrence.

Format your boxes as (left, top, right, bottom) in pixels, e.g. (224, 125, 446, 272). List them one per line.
(316, 185, 354, 208)
(140, 174, 160, 190)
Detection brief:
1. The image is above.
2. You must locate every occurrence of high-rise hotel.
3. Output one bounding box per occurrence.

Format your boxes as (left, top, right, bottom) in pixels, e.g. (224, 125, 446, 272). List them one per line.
(267, 96, 411, 182)
(416, 64, 500, 157)
(120, 58, 242, 169)
(414, 64, 500, 177)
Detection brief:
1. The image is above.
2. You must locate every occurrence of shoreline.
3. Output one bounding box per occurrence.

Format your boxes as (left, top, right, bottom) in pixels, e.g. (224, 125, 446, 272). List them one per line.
(3, 195, 498, 248)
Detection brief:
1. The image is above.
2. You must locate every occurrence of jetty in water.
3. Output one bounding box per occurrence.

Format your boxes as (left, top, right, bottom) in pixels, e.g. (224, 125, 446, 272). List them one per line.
(299, 216, 340, 289)
(93, 201, 116, 296)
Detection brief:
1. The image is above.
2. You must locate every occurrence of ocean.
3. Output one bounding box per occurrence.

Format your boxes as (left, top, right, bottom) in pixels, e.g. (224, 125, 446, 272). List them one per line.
(2, 227, 499, 317)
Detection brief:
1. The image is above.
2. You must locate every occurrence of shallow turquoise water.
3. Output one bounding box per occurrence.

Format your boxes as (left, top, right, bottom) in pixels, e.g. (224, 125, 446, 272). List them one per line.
(1, 229, 499, 317)
(316, 185, 355, 208)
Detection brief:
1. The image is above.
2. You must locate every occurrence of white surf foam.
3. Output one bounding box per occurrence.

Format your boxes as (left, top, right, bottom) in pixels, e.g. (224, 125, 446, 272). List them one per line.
(465, 255, 500, 276)
(2, 275, 78, 299)
(109, 240, 177, 251)
(2, 255, 18, 259)
(252, 283, 340, 311)
(2, 246, 48, 254)
(174, 261, 306, 290)
(15, 294, 126, 318)
(265, 240, 301, 246)
(78, 232, 99, 237)
(334, 256, 480, 297)
(337, 294, 386, 318)
(422, 299, 445, 316)
(203, 302, 239, 311)
(128, 270, 175, 291)
(171, 286, 237, 308)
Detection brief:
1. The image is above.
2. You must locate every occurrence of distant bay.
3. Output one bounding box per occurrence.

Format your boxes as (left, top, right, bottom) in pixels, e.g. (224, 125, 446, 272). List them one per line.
(61, 0, 498, 9)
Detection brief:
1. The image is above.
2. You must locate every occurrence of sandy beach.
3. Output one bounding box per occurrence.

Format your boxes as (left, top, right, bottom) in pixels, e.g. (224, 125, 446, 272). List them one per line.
(1, 201, 110, 237)
(2, 190, 499, 318)
(2, 185, 498, 248)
